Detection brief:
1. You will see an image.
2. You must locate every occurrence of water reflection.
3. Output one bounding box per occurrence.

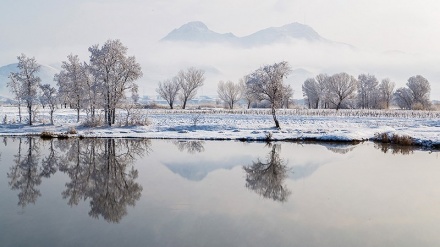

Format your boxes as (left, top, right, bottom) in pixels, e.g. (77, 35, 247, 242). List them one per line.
(173, 140, 205, 153)
(374, 142, 415, 155)
(319, 142, 358, 154)
(59, 139, 150, 223)
(8, 138, 43, 207)
(6, 137, 151, 223)
(243, 144, 291, 202)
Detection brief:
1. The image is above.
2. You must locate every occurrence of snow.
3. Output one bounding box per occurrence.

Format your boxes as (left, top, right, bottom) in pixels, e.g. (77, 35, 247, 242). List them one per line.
(0, 106, 439, 147)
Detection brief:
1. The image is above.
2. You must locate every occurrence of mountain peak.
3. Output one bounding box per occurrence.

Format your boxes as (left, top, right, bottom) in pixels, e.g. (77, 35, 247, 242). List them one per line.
(161, 21, 334, 46)
(181, 21, 209, 31)
(161, 21, 238, 43)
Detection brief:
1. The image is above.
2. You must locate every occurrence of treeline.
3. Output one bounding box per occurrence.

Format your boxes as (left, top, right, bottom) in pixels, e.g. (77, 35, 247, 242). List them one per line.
(8, 39, 142, 126)
(6, 39, 436, 128)
(302, 73, 432, 110)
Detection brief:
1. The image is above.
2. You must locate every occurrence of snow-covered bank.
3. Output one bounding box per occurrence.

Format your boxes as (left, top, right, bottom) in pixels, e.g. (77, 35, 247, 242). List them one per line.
(0, 107, 439, 148)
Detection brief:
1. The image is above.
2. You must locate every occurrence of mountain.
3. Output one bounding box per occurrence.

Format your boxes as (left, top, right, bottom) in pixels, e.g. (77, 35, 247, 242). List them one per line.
(241, 22, 327, 46)
(161, 21, 343, 46)
(161, 21, 239, 43)
(0, 63, 59, 98)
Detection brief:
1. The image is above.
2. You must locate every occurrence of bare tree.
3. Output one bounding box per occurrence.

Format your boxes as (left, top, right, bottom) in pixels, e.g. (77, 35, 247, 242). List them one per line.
(378, 78, 395, 109)
(55, 54, 85, 123)
(357, 74, 379, 109)
(241, 77, 256, 109)
(325, 72, 358, 110)
(217, 80, 243, 109)
(246, 61, 291, 128)
(82, 63, 102, 124)
(8, 54, 41, 125)
(7, 75, 23, 123)
(393, 75, 431, 110)
(281, 84, 294, 108)
(177, 67, 205, 109)
(156, 77, 180, 109)
(394, 87, 413, 109)
(407, 75, 431, 109)
(39, 84, 58, 124)
(315, 73, 330, 108)
(88, 39, 142, 125)
(302, 78, 320, 109)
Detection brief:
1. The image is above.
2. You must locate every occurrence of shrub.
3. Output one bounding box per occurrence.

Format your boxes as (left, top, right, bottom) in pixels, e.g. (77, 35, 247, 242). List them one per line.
(374, 132, 413, 146)
(67, 127, 78, 135)
(40, 131, 55, 139)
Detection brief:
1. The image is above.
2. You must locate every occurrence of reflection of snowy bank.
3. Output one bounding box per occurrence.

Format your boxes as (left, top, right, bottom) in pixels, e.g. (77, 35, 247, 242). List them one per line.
(0, 107, 439, 148)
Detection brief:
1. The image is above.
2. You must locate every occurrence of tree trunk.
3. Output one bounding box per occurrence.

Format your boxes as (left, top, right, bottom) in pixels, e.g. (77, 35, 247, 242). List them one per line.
(182, 99, 187, 109)
(50, 110, 54, 125)
(18, 103, 22, 123)
(28, 104, 32, 126)
(77, 108, 80, 123)
(271, 106, 280, 129)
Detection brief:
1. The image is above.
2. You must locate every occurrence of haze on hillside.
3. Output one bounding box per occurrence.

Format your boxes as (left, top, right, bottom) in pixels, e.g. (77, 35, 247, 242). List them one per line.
(1, 0, 439, 99)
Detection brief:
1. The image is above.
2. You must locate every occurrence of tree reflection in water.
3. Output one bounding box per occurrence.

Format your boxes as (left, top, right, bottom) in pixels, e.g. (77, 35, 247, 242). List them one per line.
(59, 138, 150, 223)
(6, 137, 150, 223)
(173, 140, 205, 154)
(243, 144, 291, 202)
(7, 137, 43, 207)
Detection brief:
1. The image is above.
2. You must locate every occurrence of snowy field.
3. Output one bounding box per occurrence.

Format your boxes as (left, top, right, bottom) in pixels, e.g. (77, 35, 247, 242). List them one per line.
(0, 106, 439, 148)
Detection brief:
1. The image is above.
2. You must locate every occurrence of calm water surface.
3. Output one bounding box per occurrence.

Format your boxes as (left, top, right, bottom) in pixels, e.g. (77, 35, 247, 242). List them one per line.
(0, 138, 439, 247)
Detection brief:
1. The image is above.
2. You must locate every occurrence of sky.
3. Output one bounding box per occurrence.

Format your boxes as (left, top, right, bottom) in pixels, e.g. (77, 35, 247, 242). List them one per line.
(1, 0, 440, 98)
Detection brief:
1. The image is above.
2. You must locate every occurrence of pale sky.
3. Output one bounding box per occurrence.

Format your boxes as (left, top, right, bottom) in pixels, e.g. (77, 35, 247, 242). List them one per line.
(1, 0, 440, 98)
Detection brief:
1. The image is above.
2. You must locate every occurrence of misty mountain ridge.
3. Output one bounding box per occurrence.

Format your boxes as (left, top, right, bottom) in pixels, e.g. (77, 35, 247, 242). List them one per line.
(161, 21, 350, 47)
(0, 63, 59, 98)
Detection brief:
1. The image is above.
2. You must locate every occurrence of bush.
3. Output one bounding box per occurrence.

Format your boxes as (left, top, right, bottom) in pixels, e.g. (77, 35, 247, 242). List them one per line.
(40, 131, 56, 139)
(67, 127, 78, 135)
(374, 132, 413, 146)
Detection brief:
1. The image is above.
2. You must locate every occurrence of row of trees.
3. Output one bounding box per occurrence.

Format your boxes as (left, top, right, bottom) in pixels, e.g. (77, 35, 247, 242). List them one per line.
(302, 73, 431, 110)
(8, 39, 142, 126)
(156, 61, 293, 128)
(156, 67, 205, 109)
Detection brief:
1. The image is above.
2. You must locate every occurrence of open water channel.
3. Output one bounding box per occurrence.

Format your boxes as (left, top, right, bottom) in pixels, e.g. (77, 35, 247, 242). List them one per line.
(0, 137, 439, 247)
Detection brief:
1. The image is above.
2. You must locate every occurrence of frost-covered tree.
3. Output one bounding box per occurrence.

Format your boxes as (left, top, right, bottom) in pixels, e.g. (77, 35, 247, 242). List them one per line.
(246, 61, 291, 128)
(241, 77, 257, 109)
(378, 78, 395, 109)
(217, 80, 243, 109)
(81, 63, 102, 124)
(394, 87, 414, 109)
(407, 75, 431, 109)
(7, 74, 23, 123)
(357, 74, 379, 109)
(302, 78, 320, 109)
(156, 77, 180, 109)
(325, 72, 358, 110)
(88, 39, 142, 125)
(8, 54, 41, 125)
(177, 67, 205, 109)
(55, 54, 85, 122)
(39, 84, 58, 125)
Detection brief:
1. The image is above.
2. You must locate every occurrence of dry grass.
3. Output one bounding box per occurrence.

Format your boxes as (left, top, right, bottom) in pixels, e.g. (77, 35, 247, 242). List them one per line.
(375, 132, 414, 146)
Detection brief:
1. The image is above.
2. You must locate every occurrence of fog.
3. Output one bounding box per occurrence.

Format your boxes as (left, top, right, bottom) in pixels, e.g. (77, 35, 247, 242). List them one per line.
(136, 40, 440, 99)
(1, 0, 440, 99)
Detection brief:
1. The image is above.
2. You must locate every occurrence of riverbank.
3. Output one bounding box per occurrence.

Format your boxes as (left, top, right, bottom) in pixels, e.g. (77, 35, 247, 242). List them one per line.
(0, 107, 439, 148)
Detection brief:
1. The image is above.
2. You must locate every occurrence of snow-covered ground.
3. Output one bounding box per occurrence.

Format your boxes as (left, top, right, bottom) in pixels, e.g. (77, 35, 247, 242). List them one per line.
(0, 106, 439, 147)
